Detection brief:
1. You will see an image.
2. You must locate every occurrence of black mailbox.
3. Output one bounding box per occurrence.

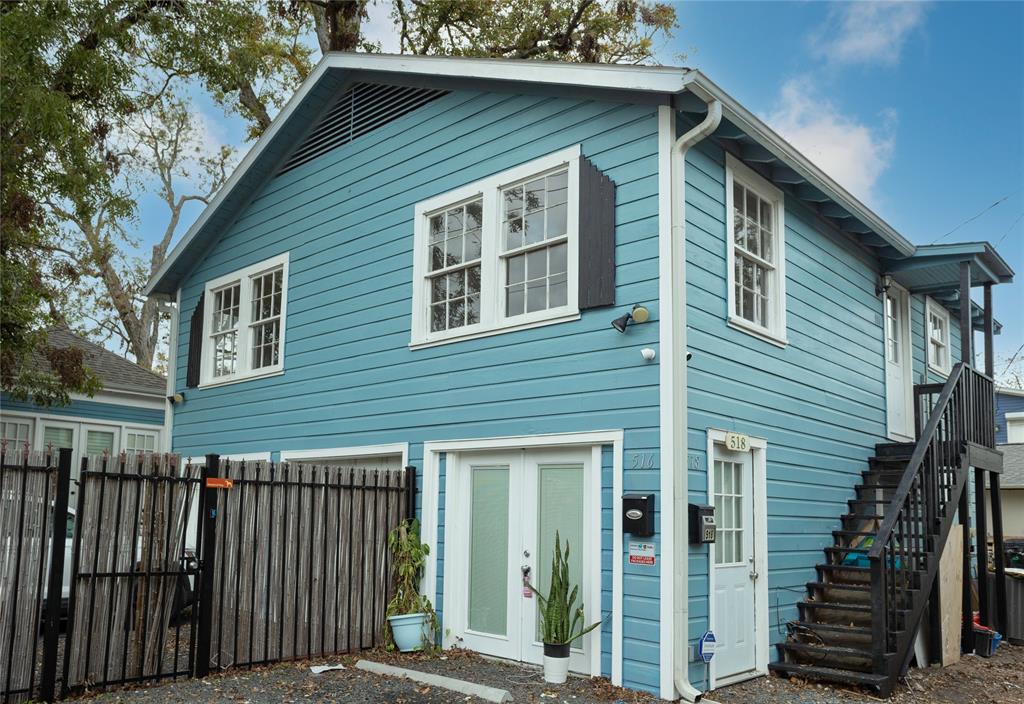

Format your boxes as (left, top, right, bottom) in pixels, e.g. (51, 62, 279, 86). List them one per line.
(688, 504, 716, 545)
(623, 494, 655, 536)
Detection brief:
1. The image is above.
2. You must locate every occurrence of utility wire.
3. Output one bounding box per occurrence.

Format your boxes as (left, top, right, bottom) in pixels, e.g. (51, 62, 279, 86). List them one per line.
(931, 194, 1011, 243)
(1002, 340, 1024, 377)
(995, 212, 1024, 247)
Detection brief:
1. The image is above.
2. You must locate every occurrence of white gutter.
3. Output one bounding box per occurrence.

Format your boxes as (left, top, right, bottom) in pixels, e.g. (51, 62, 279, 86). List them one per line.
(667, 98, 722, 702)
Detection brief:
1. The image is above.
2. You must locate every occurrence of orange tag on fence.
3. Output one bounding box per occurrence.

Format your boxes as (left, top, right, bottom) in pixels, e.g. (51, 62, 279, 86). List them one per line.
(205, 478, 234, 489)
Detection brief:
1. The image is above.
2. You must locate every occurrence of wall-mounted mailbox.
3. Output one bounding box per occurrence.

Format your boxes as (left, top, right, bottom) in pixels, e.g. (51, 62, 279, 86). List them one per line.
(689, 504, 716, 545)
(622, 494, 655, 536)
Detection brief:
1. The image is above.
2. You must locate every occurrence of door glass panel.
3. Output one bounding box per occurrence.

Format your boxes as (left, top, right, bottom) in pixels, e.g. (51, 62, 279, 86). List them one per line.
(535, 463, 584, 646)
(469, 465, 510, 635)
(43, 426, 73, 450)
(85, 430, 115, 456)
(714, 460, 744, 565)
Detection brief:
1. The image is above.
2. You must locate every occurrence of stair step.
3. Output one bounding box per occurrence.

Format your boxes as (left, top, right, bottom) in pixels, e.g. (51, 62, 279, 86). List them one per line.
(799, 600, 875, 626)
(807, 580, 869, 592)
(768, 662, 889, 692)
(842, 512, 884, 522)
(776, 641, 874, 672)
(816, 563, 871, 584)
(874, 442, 915, 458)
(800, 600, 872, 613)
(788, 620, 872, 638)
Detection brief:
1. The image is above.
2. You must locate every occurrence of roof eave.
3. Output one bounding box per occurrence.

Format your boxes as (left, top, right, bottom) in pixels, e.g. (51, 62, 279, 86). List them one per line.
(682, 71, 916, 258)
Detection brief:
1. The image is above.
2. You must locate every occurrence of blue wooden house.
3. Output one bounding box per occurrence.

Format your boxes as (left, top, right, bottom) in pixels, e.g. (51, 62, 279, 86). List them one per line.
(0, 328, 168, 503)
(145, 55, 1014, 699)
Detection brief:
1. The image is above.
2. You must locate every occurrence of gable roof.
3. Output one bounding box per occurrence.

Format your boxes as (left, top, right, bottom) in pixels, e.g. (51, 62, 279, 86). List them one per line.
(145, 53, 1013, 296)
(41, 328, 166, 397)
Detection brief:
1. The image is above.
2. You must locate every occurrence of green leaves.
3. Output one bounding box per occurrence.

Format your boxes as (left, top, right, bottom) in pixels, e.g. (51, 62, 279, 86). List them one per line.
(385, 518, 437, 649)
(528, 531, 603, 646)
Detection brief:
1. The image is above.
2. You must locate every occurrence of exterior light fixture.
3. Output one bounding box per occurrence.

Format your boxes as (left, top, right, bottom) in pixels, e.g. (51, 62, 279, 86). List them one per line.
(167, 392, 185, 405)
(876, 274, 893, 297)
(611, 304, 650, 333)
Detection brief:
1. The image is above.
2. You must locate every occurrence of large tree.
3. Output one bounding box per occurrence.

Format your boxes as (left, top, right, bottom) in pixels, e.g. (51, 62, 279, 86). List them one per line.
(1, 0, 677, 402)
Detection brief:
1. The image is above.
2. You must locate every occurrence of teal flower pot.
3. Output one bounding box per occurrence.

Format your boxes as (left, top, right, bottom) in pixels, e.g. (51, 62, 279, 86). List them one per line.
(388, 613, 430, 652)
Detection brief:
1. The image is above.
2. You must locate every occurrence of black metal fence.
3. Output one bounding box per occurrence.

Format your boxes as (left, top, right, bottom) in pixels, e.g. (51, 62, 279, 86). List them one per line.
(0, 450, 416, 702)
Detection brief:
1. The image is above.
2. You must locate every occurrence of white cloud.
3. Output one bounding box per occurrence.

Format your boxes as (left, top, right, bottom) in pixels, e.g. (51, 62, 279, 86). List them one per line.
(810, 1, 928, 66)
(765, 77, 896, 203)
(361, 0, 401, 54)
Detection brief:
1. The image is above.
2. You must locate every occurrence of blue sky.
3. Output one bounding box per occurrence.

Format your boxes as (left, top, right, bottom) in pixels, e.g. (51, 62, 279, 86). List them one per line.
(140, 1, 1023, 368)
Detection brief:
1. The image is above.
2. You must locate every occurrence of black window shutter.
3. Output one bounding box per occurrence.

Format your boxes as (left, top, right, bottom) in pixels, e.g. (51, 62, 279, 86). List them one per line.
(185, 293, 204, 389)
(577, 156, 616, 310)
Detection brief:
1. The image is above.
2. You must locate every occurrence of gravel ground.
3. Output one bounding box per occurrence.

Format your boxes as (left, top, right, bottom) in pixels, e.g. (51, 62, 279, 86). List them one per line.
(709, 643, 1024, 704)
(76, 648, 657, 703)
(72, 643, 1024, 703)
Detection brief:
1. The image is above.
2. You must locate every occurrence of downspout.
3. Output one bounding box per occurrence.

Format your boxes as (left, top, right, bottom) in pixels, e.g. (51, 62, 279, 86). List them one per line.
(670, 98, 721, 702)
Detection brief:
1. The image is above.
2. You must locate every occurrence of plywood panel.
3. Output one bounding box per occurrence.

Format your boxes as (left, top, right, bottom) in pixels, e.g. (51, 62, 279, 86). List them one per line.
(939, 525, 963, 666)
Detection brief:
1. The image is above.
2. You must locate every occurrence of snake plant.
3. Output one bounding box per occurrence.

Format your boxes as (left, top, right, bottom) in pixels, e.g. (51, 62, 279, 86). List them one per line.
(527, 531, 602, 646)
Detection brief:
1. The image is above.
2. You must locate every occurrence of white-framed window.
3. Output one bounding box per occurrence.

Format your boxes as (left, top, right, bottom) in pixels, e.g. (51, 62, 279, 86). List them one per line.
(411, 146, 580, 347)
(1006, 413, 1024, 443)
(0, 417, 33, 447)
(125, 431, 158, 453)
(725, 153, 787, 347)
(926, 297, 951, 374)
(201, 253, 289, 387)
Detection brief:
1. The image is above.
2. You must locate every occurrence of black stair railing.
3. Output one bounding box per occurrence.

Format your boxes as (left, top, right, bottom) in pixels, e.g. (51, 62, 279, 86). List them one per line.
(868, 362, 995, 680)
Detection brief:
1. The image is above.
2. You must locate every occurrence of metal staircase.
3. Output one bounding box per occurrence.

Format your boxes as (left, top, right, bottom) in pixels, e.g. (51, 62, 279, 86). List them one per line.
(769, 362, 996, 696)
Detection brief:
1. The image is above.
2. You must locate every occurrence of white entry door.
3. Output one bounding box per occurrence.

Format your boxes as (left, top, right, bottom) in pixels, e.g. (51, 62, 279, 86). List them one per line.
(885, 285, 913, 440)
(712, 446, 757, 683)
(448, 447, 597, 674)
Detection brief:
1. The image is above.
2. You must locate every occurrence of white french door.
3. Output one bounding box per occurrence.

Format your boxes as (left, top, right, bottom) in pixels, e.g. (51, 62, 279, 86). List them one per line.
(885, 284, 913, 440)
(446, 446, 598, 674)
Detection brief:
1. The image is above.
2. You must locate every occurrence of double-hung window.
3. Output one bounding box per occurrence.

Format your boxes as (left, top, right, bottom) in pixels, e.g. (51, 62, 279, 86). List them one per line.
(926, 298, 951, 374)
(1, 418, 32, 448)
(412, 147, 582, 347)
(200, 253, 289, 386)
(725, 153, 787, 346)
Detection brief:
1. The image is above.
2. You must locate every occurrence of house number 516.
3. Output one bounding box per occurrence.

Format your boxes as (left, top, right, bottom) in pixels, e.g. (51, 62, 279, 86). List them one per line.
(630, 453, 656, 469)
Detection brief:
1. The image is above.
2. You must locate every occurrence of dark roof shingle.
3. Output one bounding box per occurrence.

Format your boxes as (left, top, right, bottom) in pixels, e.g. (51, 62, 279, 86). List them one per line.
(40, 328, 166, 396)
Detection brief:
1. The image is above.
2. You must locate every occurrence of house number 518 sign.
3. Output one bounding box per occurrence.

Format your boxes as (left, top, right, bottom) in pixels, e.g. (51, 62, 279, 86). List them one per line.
(724, 432, 750, 452)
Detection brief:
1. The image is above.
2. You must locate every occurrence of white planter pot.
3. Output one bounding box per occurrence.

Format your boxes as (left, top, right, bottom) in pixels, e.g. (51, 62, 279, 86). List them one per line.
(542, 643, 570, 684)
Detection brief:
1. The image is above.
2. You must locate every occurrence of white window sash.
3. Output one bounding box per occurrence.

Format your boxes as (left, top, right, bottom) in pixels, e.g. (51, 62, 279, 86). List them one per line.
(925, 297, 952, 374)
(411, 146, 581, 348)
(725, 153, 787, 347)
(200, 253, 289, 387)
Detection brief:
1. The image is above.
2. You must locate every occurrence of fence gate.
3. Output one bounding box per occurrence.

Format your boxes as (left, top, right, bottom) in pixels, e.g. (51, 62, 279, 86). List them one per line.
(62, 452, 199, 696)
(0, 448, 70, 704)
(196, 456, 415, 674)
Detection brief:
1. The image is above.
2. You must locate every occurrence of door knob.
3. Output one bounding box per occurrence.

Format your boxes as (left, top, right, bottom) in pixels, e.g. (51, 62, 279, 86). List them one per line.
(749, 570, 759, 580)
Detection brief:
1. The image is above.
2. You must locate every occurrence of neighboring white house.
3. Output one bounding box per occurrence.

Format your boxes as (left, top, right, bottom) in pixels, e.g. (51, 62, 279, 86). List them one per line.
(0, 328, 168, 503)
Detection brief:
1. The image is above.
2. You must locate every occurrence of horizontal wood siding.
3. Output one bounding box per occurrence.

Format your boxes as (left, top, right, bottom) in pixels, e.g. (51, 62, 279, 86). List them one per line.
(0, 394, 164, 426)
(171, 90, 661, 693)
(683, 135, 891, 687)
(996, 392, 1024, 444)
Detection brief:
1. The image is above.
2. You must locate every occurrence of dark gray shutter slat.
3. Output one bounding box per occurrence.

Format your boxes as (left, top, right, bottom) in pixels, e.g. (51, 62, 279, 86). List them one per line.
(577, 156, 616, 310)
(185, 293, 204, 389)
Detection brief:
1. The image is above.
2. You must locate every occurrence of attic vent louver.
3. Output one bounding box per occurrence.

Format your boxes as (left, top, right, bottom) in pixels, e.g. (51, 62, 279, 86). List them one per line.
(278, 82, 448, 174)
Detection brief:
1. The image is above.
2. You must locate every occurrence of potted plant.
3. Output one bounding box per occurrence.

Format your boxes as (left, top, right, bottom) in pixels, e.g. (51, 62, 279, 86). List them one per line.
(526, 532, 603, 684)
(385, 518, 437, 652)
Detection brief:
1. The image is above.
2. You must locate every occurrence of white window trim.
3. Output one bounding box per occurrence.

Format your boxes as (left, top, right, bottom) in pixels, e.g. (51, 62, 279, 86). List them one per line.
(1004, 412, 1024, 444)
(199, 252, 289, 388)
(926, 296, 952, 375)
(410, 145, 582, 349)
(724, 153, 788, 348)
(280, 443, 409, 468)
